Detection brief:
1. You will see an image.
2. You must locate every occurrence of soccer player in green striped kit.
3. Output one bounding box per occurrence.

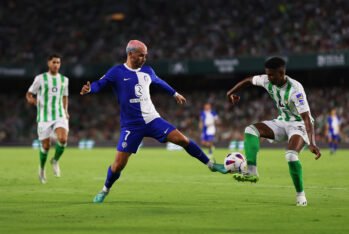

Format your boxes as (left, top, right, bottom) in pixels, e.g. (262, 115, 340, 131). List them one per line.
(26, 54, 69, 184)
(226, 57, 321, 206)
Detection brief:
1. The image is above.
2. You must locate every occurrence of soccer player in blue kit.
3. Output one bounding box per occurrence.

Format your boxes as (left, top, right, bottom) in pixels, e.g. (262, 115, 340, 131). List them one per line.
(80, 40, 227, 203)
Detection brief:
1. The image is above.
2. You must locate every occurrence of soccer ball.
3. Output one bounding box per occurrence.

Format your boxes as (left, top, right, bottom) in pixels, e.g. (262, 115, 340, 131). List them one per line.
(224, 152, 247, 173)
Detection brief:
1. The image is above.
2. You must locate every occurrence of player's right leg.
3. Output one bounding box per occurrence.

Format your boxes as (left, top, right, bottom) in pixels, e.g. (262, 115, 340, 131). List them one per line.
(39, 138, 50, 184)
(93, 151, 132, 203)
(37, 121, 54, 184)
(94, 127, 142, 203)
(232, 122, 274, 183)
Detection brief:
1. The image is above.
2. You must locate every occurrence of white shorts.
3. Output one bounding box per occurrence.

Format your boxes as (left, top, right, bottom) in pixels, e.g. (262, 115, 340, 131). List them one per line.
(262, 119, 309, 145)
(37, 118, 69, 140)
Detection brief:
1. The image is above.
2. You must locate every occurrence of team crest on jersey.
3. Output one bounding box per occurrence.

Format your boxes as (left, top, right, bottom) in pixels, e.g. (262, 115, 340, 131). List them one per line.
(122, 142, 127, 148)
(52, 87, 58, 93)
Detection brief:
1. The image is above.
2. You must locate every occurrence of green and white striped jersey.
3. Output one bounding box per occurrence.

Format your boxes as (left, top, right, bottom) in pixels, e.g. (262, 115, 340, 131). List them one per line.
(28, 72, 69, 122)
(252, 75, 312, 122)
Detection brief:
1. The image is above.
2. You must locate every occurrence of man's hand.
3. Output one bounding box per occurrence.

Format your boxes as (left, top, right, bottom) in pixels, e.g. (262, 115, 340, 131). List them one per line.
(80, 81, 91, 95)
(309, 144, 321, 160)
(228, 94, 240, 105)
(174, 93, 186, 104)
(26, 92, 37, 105)
(27, 96, 37, 105)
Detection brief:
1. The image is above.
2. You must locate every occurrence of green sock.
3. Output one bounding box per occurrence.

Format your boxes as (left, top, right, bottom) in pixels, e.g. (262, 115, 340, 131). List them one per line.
(39, 149, 48, 169)
(288, 161, 304, 192)
(244, 133, 260, 166)
(53, 142, 66, 161)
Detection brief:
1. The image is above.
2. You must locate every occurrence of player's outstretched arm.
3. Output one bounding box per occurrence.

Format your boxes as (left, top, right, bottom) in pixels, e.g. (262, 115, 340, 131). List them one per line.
(301, 112, 321, 159)
(226, 77, 253, 105)
(26, 92, 37, 105)
(174, 92, 186, 104)
(80, 81, 91, 95)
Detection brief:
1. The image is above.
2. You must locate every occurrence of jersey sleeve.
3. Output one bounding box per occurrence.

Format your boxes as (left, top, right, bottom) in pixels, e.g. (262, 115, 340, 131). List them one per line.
(28, 75, 41, 94)
(63, 77, 69, 96)
(90, 67, 116, 93)
(149, 67, 176, 96)
(213, 111, 218, 120)
(290, 89, 310, 114)
(252, 75, 268, 87)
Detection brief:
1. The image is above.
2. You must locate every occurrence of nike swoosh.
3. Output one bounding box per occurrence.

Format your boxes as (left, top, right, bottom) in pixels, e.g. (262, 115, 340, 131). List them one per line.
(124, 78, 131, 81)
(164, 128, 169, 134)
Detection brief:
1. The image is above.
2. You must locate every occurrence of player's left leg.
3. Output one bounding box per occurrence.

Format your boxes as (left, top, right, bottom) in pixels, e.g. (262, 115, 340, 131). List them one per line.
(287, 135, 307, 206)
(166, 129, 228, 174)
(51, 127, 68, 177)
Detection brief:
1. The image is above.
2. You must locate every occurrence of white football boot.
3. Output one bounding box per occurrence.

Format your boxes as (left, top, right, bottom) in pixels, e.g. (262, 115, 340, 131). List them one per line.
(296, 194, 307, 206)
(50, 159, 61, 177)
(38, 167, 47, 184)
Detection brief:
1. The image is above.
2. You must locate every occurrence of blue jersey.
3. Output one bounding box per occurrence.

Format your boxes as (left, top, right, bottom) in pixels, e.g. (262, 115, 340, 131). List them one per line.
(327, 115, 341, 136)
(90, 64, 176, 127)
(200, 110, 218, 136)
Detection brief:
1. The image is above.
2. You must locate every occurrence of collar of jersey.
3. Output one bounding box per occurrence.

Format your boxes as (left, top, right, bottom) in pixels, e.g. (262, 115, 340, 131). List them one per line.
(123, 63, 141, 72)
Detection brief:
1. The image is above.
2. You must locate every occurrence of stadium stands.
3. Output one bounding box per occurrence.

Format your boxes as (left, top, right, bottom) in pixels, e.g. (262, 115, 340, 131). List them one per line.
(1, 87, 347, 145)
(1, 0, 349, 64)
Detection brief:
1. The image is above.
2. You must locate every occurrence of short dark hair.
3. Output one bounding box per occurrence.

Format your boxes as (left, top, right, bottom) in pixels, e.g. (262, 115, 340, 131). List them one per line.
(264, 57, 286, 69)
(47, 53, 61, 61)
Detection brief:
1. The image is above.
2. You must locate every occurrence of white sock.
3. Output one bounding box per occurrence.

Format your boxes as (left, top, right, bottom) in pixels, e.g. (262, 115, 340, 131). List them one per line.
(207, 161, 214, 168)
(297, 191, 305, 196)
(102, 186, 109, 193)
(247, 165, 258, 175)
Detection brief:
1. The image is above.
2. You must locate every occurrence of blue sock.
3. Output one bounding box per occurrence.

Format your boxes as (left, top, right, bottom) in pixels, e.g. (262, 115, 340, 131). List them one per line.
(334, 143, 338, 151)
(104, 166, 121, 189)
(329, 142, 334, 151)
(208, 147, 213, 155)
(184, 140, 210, 165)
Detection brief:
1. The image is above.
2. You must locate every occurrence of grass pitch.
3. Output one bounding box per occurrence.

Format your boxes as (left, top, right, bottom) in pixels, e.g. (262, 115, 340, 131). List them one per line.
(0, 147, 348, 234)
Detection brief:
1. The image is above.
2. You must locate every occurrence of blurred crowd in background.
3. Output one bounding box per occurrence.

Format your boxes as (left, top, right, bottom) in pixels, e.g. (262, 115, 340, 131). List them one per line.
(1, 0, 349, 146)
(1, 0, 349, 64)
(1, 86, 347, 145)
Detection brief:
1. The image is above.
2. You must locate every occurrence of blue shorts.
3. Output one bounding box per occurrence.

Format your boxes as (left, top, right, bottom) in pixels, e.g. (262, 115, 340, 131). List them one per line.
(201, 132, 214, 142)
(117, 118, 176, 153)
(329, 134, 340, 142)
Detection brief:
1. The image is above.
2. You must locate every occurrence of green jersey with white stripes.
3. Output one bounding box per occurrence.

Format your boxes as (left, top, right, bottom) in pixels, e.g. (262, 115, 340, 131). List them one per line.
(28, 72, 69, 122)
(252, 75, 312, 122)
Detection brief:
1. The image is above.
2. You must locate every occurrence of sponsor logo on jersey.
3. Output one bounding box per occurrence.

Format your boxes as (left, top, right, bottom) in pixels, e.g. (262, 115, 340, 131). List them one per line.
(296, 93, 304, 105)
(135, 84, 143, 97)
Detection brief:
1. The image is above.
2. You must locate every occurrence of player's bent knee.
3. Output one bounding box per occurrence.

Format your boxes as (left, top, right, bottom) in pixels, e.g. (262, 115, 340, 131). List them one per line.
(57, 137, 67, 145)
(245, 125, 259, 137)
(285, 150, 299, 162)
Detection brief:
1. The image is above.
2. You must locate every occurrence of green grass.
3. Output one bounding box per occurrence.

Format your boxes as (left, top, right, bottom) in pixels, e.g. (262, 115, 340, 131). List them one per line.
(0, 147, 348, 234)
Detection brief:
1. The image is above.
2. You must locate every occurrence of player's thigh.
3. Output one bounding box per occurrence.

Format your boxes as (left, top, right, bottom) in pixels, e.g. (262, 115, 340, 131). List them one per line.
(255, 121, 285, 140)
(37, 121, 54, 141)
(117, 127, 144, 153)
(286, 122, 309, 150)
(146, 118, 177, 143)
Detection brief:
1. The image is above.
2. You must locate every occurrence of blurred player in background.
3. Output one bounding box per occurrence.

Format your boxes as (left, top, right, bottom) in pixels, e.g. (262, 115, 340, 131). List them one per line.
(199, 103, 218, 160)
(325, 108, 341, 154)
(226, 57, 321, 206)
(26, 54, 69, 184)
(80, 40, 227, 203)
